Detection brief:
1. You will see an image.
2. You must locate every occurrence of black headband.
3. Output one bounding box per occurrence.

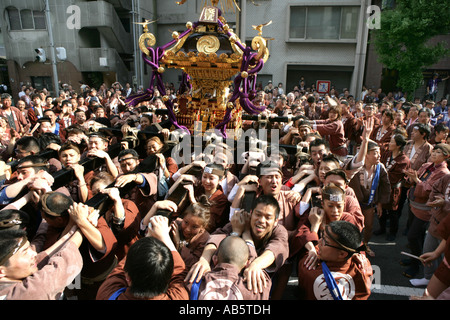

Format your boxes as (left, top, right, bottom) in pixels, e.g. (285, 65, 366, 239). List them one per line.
(324, 226, 366, 255)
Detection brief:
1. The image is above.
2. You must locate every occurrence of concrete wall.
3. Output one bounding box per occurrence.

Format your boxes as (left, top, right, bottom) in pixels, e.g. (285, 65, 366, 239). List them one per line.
(0, 0, 142, 97)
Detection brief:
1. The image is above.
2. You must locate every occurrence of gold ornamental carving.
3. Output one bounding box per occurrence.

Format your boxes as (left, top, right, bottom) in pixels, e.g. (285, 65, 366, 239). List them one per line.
(196, 35, 220, 54)
(251, 36, 270, 63)
(135, 20, 157, 56)
(139, 33, 156, 56)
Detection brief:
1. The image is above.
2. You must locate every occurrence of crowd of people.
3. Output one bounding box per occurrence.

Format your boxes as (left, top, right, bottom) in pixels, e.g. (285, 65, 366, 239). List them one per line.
(0, 78, 449, 301)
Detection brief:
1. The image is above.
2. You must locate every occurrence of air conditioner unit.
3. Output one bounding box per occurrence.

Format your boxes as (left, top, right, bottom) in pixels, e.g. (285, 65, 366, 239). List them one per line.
(56, 47, 67, 61)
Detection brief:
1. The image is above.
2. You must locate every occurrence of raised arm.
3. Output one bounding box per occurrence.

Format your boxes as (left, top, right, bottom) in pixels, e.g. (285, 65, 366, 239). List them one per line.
(68, 202, 106, 252)
(354, 116, 374, 165)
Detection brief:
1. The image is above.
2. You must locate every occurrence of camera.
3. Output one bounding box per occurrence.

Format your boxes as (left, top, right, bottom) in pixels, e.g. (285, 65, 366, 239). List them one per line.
(310, 194, 322, 209)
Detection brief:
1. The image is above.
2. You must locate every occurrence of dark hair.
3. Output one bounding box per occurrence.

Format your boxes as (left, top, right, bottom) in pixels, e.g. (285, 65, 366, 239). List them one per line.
(309, 138, 329, 153)
(0, 229, 27, 266)
(415, 123, 431, 140)
(434, 122, 449, 133)
(367, 140, 380, 151)
(65, 124, 87, 136)
(419, 108, 432, 118)
(277, 147, 289, 162)
(94, 117, 111, 127)
(17, 155, 49, 173)
(252, 194, 280, 220)
(31, 93, 41, 100)
(382, 109, 394, 121)
(340, 100, 349, 107)
(393, 126, 408, 138)
(320, 154, 340, 167)
(59, 141, 81, 156)
(392, 134, 407, 150)
(328, 220, 363, 257)
(146, 136, 164, 152)
(136, 154, 160, 173)
(141, 114, 152, 122)
(324, 168, 349, 184)
(328, 104, 342, 120)
(124, 237, 174, 298)
(16, 136, 41, 153)
(298, 119, 312, 129)
(43, 109, 55, 116)
(137, 106, 148, 113)
(307, 96, 316, 103)
(183, 194, 211, 229)
(89, 171, 115, 189)
(382, 101, 393, 109)
(0, 209, 30, 231)
(38, 132, 62, 150)
(118, 148, 139, 160)
(37, 116, 52, 124)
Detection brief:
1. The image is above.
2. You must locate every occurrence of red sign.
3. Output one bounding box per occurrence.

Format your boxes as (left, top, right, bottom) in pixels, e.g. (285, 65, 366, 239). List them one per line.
(316, 80, 331, 94)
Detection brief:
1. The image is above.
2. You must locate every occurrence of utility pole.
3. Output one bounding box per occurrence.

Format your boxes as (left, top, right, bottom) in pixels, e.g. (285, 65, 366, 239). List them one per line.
(44, 0, 59, 95)
(132, 0, 138, 91)
(240, 0, 246, 44)
(138, 0, 144, 87)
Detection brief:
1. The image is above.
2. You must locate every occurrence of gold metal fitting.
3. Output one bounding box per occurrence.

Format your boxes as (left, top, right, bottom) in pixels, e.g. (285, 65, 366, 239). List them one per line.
(172, 31, 179, 39)
(186, 21, 193, 29)
(157, 66, 165, 73)
(241, 71, 248, 78)
(162, 95, 169, 102)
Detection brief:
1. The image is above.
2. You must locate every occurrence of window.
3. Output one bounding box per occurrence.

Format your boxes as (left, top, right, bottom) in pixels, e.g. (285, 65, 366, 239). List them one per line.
(341, 7, 359, 39)
(31, 76, 53, 92)
(7, 8, 21, 30)
(20, 9, 34, 29)
(306, 7, 341, 40)
(289, 7, 306, 39)
(6, 7, 46, 31)
(33, 11, 46, 30)
(289, 6, 360, 41)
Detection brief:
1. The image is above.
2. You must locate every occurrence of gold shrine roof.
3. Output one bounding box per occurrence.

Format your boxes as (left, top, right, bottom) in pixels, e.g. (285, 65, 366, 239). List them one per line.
(161, 20, 244, 74)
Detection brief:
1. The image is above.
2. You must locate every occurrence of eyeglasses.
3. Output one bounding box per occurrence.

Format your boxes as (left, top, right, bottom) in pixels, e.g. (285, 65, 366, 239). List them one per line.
(320, 236, 346, 251)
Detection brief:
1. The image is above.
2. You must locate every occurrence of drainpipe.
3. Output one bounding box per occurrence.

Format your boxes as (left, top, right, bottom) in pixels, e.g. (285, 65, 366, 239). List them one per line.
(44, 0, 59, 95)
